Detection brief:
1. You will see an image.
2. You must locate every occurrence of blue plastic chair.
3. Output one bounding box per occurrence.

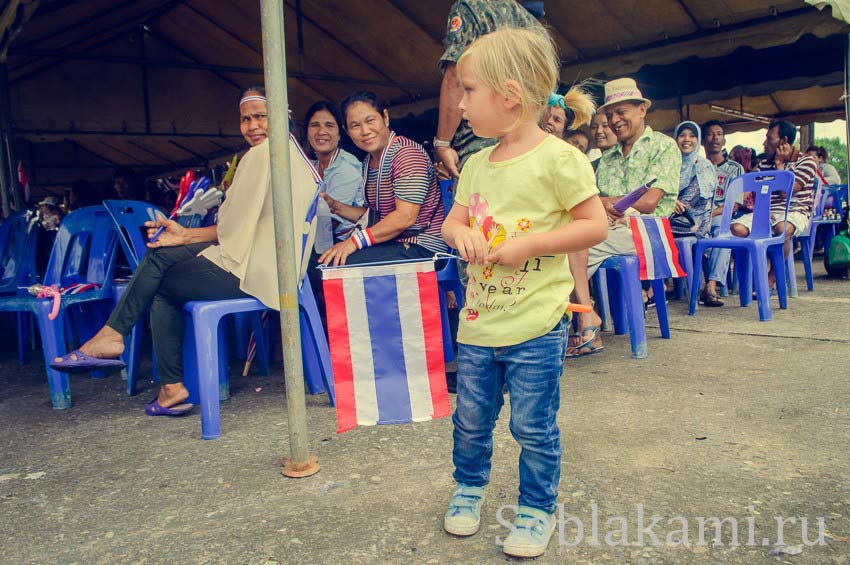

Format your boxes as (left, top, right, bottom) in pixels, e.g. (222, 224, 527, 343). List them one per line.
(103, 200, 270, 396)
(103, 200, 159, 395)
(181, 184, 335, 439)
(184, 274, 334, 440)
(689, 171, 794, 321)
(437, 180, 464, 363)
(0, 211, 39, 294)
(0, 206, 119, 408)
(794, 184, 842, 292)
(0, 211, 40, 364)
(594, 254, 667, 360)
(671, 236, 697, 300)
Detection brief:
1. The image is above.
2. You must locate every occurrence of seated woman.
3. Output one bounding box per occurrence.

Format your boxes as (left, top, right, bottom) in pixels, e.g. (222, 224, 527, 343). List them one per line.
(318, 91, 448, 267)
(588, 112, 618, 170)
(670, 120, 715, 240)
(51, 86, 318, 417)
(303, 101, 363, 245)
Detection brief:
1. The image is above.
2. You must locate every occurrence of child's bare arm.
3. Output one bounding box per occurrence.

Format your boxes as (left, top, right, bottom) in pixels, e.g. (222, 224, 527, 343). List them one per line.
(486, 195, 608, 268)
(442, 203, 489, 265)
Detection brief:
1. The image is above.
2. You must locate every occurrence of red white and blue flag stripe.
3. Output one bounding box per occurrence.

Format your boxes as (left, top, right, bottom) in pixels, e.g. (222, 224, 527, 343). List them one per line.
(629, 216, 686, 281)
(322, 259, 450, 433)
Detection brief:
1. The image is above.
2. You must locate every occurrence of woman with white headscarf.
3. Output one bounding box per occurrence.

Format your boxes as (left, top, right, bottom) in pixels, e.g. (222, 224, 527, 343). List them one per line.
(670, 121, 716, 239)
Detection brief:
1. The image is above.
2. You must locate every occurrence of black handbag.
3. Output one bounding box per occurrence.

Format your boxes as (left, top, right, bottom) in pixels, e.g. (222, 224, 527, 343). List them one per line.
(668, 209, 696, 233)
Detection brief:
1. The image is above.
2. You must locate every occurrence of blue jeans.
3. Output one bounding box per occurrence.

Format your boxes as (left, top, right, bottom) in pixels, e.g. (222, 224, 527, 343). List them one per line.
(452, 317, 568, 514)
(706, 215, 730, 285)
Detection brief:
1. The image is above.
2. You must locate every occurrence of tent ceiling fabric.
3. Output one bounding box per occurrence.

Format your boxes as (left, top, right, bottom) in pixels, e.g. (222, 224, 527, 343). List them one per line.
(2, 0, 849, 185)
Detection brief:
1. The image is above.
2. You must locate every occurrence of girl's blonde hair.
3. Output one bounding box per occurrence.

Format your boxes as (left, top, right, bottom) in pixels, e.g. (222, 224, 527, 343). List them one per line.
(457, 27, 595, 129)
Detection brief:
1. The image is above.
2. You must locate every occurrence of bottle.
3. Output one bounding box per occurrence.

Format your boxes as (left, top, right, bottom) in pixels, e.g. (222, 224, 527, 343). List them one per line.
(314, 198, 334, 254)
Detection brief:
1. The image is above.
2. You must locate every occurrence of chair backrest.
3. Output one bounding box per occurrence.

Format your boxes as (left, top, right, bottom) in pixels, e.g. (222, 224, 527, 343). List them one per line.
(719, 170, 795, 239)
(813, 185, 839, 219)
(0, 211, 39, 292)
(439, 179, 454, 217)
(43, 206, 119, 289)
(103, 200, 159, 269)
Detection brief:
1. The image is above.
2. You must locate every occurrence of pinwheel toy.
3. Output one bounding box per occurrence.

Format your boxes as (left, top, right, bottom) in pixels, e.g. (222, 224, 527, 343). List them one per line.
(149, 170, 195, 243)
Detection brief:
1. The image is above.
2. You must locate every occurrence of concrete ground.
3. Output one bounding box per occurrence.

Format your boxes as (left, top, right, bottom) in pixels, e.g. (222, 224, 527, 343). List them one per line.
(2, 260, 849, 564)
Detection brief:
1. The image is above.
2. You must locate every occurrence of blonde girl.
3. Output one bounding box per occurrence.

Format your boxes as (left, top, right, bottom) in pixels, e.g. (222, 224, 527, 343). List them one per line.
(440, 28, 608, 558)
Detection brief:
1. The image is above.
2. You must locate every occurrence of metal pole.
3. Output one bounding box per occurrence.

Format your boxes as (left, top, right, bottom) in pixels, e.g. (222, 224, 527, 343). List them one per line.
(0, 132, 10, 218)
(845, 35, 850, 172)
(259, 0, 319, 478)
(0, 63, 18, 213)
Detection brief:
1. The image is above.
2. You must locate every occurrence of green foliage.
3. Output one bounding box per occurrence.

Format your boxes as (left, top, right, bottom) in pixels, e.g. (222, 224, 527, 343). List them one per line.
(814, 137, 848, 183)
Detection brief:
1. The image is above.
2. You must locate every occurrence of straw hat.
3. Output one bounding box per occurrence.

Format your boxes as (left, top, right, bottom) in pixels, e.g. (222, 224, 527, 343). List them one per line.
(598, 78, 652, 111)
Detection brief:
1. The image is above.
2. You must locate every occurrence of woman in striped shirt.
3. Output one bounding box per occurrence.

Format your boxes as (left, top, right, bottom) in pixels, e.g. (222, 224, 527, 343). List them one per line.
(319, 91, 448, 267)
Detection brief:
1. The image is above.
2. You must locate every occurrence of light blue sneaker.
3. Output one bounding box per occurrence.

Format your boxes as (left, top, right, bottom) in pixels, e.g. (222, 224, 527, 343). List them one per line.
(501, 505, 557, 557)
(443, 485, 485, 536)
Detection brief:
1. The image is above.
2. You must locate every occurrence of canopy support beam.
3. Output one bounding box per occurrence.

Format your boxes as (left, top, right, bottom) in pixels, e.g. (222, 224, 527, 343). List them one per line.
(0, 63, 20, 213)
(846, 34, 850, 174)
(259, 0, 319, 478)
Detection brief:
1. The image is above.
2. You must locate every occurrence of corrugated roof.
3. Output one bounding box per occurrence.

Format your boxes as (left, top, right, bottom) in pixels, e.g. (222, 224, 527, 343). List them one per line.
(1, 0, 848, 186)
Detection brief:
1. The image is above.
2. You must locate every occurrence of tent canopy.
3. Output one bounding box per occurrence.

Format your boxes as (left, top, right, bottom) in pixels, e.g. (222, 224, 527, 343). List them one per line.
(1, 0, 848, 186)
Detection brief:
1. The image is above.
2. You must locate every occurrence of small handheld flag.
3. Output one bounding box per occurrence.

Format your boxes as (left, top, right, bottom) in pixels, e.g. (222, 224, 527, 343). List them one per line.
(322, 259, 451, 433)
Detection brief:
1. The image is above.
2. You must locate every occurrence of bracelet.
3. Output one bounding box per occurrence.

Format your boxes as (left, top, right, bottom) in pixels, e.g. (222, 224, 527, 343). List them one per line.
(350, 228, 374, 250)
(433, 137, 452, 148)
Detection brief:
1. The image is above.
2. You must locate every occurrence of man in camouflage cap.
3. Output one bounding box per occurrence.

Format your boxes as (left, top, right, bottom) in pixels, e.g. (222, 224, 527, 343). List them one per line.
(433, 0, 546, 177)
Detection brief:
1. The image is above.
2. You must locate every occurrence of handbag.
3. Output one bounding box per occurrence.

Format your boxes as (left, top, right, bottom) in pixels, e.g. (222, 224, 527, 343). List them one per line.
(827, 230, 850, 269)
(668, 209, 696, 233)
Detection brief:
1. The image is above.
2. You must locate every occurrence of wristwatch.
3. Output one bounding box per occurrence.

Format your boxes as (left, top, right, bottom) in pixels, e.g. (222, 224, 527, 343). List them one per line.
(433, 137, 452, 148)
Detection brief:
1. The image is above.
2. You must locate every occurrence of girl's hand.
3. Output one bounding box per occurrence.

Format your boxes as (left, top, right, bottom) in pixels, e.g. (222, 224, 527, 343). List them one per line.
(673, 199, 686, 215)
(486, 238, 533, 269)
(454, 228, 489, 265)
(145, 216, 189, 248)
(319, 238, 358, 267)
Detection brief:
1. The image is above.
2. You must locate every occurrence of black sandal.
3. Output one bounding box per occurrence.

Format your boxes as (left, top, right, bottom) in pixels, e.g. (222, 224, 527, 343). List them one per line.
(700, 292, 724, 307)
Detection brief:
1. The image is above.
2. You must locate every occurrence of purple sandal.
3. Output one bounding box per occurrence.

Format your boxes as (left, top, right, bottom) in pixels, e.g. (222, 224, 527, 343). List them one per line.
(145, 398, 194, 417)
(49, 350, 126, 374)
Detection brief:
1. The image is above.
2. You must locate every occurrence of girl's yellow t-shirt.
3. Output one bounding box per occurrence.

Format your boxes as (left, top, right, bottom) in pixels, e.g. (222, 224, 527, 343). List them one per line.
(454, 135, 599, 347)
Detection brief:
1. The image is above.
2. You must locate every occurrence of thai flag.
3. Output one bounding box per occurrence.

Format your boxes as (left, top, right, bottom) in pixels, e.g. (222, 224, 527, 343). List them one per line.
(629, 216, 686, 281)
(59, 283, 101, 295)
(322, 259, 450, 433)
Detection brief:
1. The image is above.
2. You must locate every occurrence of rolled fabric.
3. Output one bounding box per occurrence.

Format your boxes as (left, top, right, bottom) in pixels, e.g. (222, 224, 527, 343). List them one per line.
(612, 178, 657, 213)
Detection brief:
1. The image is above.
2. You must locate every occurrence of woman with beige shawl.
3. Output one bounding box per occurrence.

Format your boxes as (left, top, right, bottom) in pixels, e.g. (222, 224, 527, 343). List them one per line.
(50, 86, 319, 417)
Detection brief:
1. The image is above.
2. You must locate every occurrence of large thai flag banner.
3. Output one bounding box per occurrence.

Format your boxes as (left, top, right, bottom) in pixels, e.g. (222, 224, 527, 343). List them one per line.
(629, 216, 687, 281)
(321, 259, 451, 433)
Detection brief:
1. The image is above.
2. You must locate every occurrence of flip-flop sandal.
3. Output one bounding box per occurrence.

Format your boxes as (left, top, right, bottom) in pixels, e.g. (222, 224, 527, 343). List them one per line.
(49, 350, 126, 374)
(145, 398, 195, 417)
(565, 341, 605, 359)
(573, 325, 600, 349)
(700, 293, 725, 307)
(565, 326, 602, 358)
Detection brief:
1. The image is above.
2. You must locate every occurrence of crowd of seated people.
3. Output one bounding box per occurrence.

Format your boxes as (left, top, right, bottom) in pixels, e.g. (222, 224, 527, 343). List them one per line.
(2, 73, 841, 412)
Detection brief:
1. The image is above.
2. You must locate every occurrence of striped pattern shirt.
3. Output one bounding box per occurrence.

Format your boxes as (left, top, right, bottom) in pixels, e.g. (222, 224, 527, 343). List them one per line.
(758, 153, 817, 217)
(363, 135, 447, 254)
